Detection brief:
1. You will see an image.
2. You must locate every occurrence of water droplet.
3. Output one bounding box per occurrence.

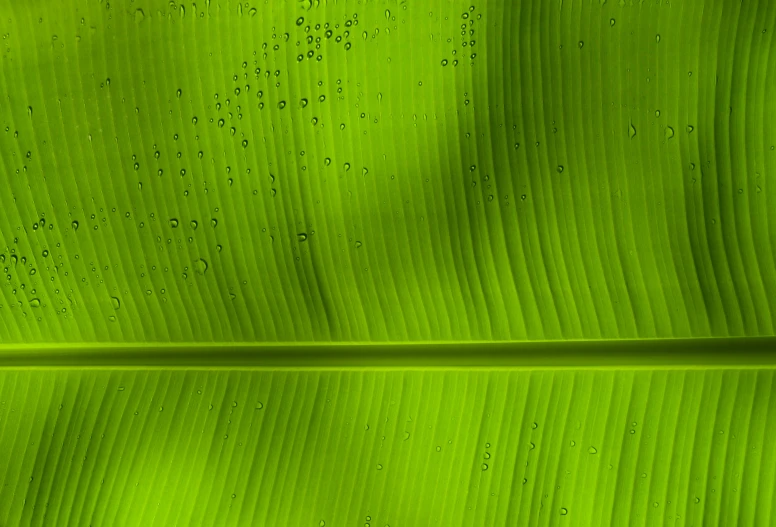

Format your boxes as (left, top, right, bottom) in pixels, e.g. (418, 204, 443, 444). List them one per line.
(29, 298, 41, 308)
(355, 241, 363, 249)
(578, 41, 584, 48)
(376, 464, 383, 470)
(655, 110, 661, 117)
(531, 422, 538, 429)
(72, 221, 79, 231)
(111, 297, 120, 310)
(560, 508, 568, 516)
(385, 9, 391, 19)
(610, 18, 616, 27)
(242, 139, 249, 148)
(170, 218, 179, 228)
(629, 121, 637, 139)
(665, 126, 675, 140)
(344, 162, 351, 171)
(194, 258, 209, 275)
(694, 497, 700, 504)
(298, 232, 308, 242)
(324, 158, 331, 166)
(27, 106, 33, 119)
(481, 463, 488, 471)
(441, 59, 448, 66)
(557, 165, 564, 173)
(362, 167, 369, 176)
(687, 125, 694, 133)
(588, 446, 597, 454)
(656, 34, 661, 43)
(296, 16, 304, 26)
(320, 522, 326, 527)
(277, 100, 286, 109)
(190, 220, 198, 230)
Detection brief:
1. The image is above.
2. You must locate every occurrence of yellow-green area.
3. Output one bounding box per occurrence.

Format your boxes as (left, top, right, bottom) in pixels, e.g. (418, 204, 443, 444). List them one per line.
(0, 367, 773, 526)
(1, 0, 775, 525)
(0, 0, 774, 342)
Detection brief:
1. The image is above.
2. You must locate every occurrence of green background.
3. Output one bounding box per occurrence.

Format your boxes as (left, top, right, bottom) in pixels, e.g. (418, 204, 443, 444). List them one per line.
(0, 0, 775, 524)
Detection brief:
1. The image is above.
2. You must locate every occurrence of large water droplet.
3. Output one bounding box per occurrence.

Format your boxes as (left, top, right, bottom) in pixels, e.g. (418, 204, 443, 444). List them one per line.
(194, 258, 209, 275)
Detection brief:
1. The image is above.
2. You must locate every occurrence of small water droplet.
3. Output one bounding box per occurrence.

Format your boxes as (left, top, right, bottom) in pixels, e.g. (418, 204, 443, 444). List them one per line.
(29, 298, 41, 308)
(111, 296, 120, 310)
(298, 232, 308, 242)
(170, 218, 179, 228)
(588, 446, 597, 454)
(560, 508, 568, 516)
(72, 221, 79, 231)
(629, 121, 637, 139)
(665, 126, 675, 140)
(481, 463, 488, 471)
(610, 18, 616, 27)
